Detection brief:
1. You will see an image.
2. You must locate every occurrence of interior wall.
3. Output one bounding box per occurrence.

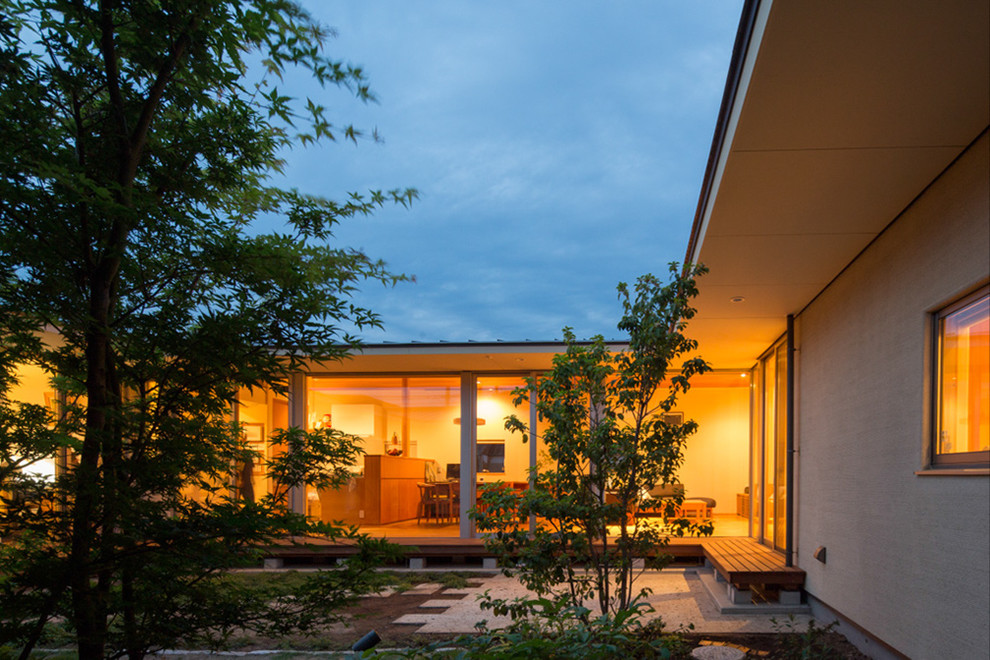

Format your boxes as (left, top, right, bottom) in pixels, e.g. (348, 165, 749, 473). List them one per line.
(677, 384, 751, 514)
(795, 132, 989, 659)
(307, 391, 388, 463)
(409, 403, 460, 469)
(7, 362, 58, 481)
(9, 362, 51, 406)
(476, 383, 529, 484)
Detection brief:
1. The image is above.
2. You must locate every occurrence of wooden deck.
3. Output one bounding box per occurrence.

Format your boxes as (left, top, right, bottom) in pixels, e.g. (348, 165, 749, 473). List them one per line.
(262, 534, 805, 605)
(266, 536, 801, 581)
(268, 535, 494, 561)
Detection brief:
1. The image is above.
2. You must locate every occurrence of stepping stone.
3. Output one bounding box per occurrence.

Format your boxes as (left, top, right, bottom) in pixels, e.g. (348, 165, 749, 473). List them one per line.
(392, 614, 439, 625)
(404, 582, 443, 594)
(420, 599, 463, 609)
(367, 587, 398, 597)
(691, 646, 746, 660)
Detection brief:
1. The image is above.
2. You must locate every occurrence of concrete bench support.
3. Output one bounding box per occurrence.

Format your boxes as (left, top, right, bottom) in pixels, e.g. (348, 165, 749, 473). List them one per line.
(727, 583, 752, 605)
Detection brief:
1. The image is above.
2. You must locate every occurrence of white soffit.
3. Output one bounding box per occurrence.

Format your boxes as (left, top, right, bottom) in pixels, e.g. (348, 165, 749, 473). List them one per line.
(690, 0, 990, 369)
(301, 343, 607, 374)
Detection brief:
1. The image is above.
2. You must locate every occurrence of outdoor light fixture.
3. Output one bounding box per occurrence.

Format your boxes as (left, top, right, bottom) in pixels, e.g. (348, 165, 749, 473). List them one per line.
(813, 546, 827, 564)
(352, 630, 381, 651)
(729, 296, 746, 303)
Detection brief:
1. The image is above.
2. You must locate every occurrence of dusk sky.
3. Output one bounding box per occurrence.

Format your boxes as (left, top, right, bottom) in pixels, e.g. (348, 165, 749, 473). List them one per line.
(275, 2, 744, 343)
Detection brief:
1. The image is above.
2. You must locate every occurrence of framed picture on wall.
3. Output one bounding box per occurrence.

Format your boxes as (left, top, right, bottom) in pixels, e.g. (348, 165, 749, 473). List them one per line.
(242, 423, 266, 473)
(661, 412, 684, 426)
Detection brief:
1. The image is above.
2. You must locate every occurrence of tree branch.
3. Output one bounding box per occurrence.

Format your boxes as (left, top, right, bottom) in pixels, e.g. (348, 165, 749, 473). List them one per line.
(126, 12, 201, 185)
(98, 0, 129, 166)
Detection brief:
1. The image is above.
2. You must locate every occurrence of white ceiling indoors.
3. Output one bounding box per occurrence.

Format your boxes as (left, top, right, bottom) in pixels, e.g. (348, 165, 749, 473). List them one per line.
(687, 0, 990, 369)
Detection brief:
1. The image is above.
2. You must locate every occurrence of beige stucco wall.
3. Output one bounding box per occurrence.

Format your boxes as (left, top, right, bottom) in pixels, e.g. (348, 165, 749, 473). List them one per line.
(795, 132, 989, 659)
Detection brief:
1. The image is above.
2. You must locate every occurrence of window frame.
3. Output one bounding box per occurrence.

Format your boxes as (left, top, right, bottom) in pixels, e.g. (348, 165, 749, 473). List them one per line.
(931, 284, 990, 468)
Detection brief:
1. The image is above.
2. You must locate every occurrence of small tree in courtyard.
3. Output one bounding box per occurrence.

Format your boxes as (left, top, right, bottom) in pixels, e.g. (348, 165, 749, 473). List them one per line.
(475, 264, 711, 623)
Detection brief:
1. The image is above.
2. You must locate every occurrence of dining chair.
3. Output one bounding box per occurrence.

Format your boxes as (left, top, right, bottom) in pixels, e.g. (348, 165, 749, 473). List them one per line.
(434, 481, 458, 523)
(416, 482, 440, 525)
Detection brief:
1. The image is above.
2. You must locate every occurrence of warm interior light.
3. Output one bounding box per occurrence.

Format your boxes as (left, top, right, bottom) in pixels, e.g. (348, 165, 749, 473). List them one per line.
(453, 417, 486, 425)
(730, 296, 746, 303)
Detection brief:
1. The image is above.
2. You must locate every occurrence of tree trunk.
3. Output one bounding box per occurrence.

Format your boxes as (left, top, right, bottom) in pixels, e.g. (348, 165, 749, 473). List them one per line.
(70, 267, 116, 659)
(123, 566, 142, 660)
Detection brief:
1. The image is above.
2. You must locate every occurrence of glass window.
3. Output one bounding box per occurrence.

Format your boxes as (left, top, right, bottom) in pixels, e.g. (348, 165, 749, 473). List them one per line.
(751, 337, 788, 550)
(773, 342, 787, 550)
(234, 387, 287, 504)
(749, 365, 761, 536)
(762, 349, 776, 544)
(5, 362, 59, 482)
(304, 375, 461, 535)
(475, 376, 529, 484)
(934, 286, 989, 466)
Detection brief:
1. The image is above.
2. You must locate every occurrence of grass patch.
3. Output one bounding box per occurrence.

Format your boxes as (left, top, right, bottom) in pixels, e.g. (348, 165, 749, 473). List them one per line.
(10, 570, 489, 656)
(224, 568, 483, 593)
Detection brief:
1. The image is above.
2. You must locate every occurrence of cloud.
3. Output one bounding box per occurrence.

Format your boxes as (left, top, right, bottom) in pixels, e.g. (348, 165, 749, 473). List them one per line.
(277, 1, 743, 342)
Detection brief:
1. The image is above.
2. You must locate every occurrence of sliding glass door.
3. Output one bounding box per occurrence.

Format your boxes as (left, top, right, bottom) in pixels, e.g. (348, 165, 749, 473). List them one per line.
(298, 372, 533, 538)
(752, 339, 788, 551)
(304, 375, 461, 533)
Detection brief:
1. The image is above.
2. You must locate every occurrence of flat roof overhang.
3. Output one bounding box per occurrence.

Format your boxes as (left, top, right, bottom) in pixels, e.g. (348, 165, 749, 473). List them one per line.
(296, 342, 751, 387)
(298, 341, 612, 374)
(687, 0, 990, 369)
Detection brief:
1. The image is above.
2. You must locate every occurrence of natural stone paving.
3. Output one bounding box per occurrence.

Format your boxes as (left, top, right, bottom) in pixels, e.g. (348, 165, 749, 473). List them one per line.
(691, 646, 747, 660)
(420, 599, 465, 609)
(401, 569, 816, 635)
(402, 582, 444, 594)
(392, 613, 444, 626)
(367, 586, 399, 597)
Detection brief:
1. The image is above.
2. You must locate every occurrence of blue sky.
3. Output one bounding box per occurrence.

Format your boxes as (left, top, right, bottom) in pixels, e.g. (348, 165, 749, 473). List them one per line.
(276, 2, 743, 342)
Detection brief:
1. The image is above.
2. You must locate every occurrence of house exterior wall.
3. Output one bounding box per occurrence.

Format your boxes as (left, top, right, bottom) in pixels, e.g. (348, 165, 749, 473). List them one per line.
(794, 132, 989, 659)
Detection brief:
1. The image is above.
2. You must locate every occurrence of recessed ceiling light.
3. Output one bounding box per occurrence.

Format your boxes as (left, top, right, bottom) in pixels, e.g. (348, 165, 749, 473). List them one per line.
(730, 296, 746, 303)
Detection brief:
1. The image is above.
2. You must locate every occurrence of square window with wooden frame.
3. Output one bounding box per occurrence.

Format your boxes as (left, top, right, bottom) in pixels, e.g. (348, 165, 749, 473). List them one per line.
(932, 285, 989, 467)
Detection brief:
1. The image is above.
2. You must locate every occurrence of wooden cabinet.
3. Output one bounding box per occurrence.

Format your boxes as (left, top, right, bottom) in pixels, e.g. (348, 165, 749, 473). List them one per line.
(318, 477, 364, 525)
(364, 455, 428, 524)
(318, 455, 429, 525)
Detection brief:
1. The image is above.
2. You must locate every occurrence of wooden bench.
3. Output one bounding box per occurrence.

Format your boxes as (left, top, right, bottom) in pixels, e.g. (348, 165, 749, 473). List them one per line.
(701, 537, 805, 604)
